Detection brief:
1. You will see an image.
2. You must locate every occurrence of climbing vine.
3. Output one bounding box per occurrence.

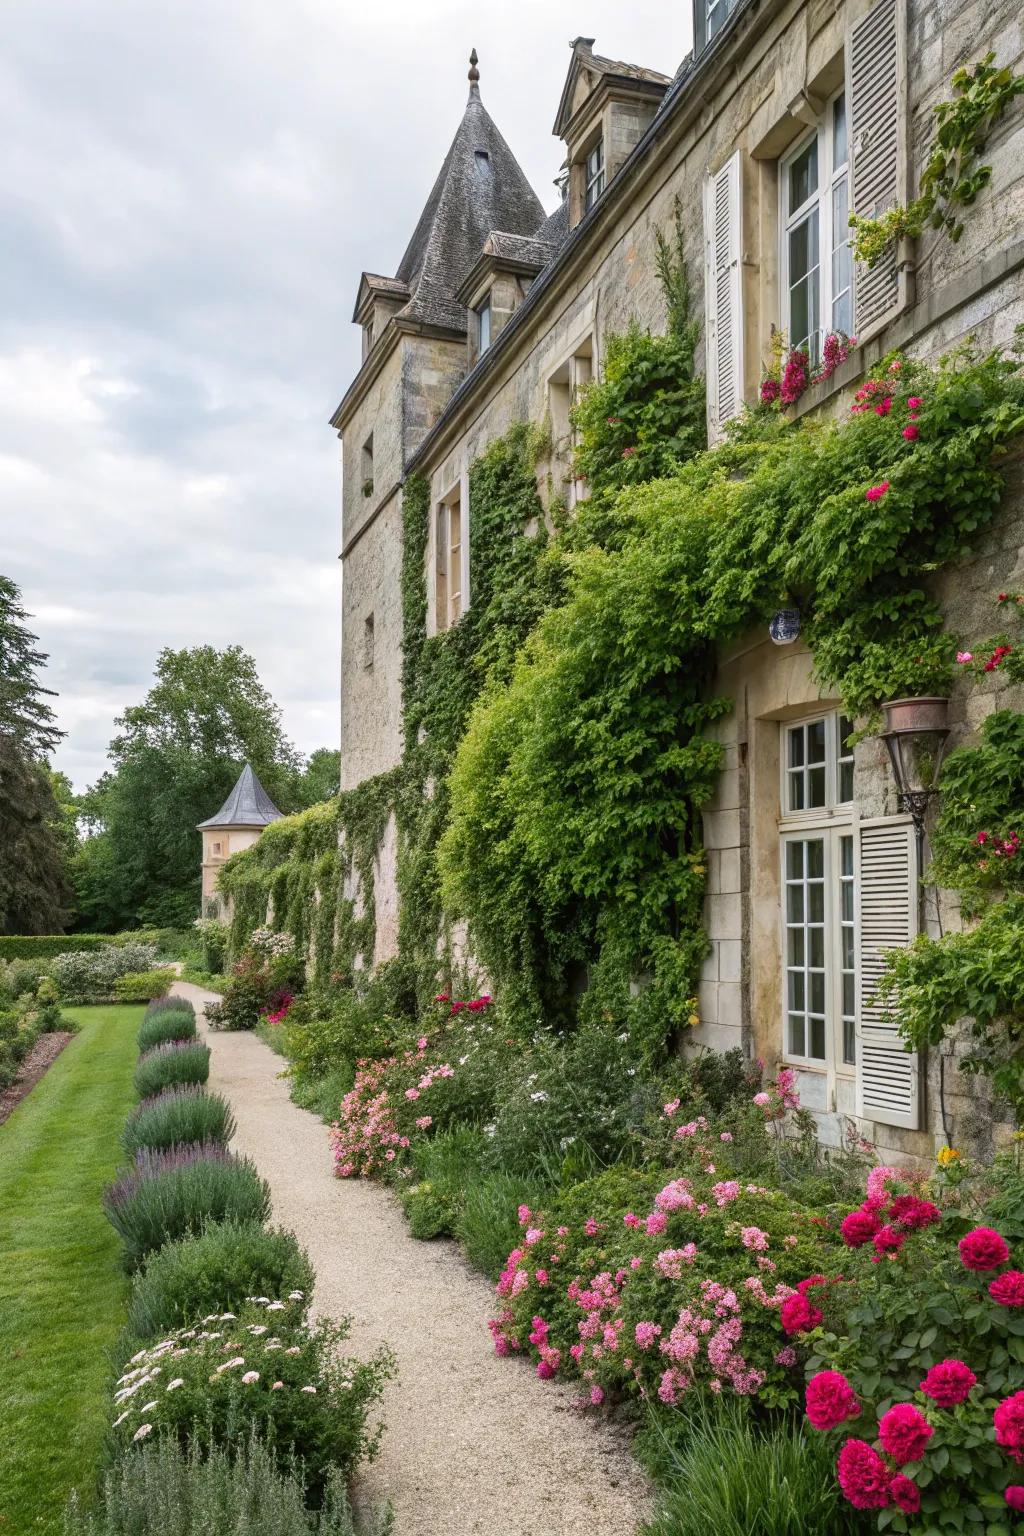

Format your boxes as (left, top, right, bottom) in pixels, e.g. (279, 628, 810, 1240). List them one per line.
(850, 56, 1024, 267)
(439, 342, 1024, 1041)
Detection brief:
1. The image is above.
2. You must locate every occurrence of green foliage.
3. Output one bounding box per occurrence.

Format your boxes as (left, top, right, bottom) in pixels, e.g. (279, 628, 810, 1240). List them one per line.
(930, 708, 1024, 906)
(637, 1400, 861, 1536)
(137, 1009, 197, 1052)
(850, 56, 1024, 265)
(133, 1040, 211, 1098)
(0, 934, 110, 959)
(0, 578, 72, 937)
(103, 1146, 270, 1270)
(441, 346, 1024, 1024)
(121, 1086, 236, 1157)
(72, 645, 308, 932)
(125, 1220, 314, 1340)
(0, 1005, 142, 1536)
(570, 201, 705, 506)
(807, 1184, 1024, 1530)
(113, 969, 174, 1003)
(53, 943, 160, 1004)
(65, 1434, 389, 1536)
(878, 895, 1024, 1116)
(107, 1299, 393, 1505)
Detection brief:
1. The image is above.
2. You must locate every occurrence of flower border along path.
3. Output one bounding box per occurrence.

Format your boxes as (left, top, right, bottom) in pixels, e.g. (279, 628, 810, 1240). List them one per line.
(0, 1003, 142, 1534)
(172, 980, 651, 1536)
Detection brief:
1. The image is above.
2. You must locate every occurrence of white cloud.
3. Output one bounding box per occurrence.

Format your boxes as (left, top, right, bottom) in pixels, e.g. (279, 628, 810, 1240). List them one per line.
(0, 0, 689, 791)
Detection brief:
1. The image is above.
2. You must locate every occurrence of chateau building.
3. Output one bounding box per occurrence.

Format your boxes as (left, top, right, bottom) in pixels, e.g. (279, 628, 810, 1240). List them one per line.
(333, 5, 1024, 1163)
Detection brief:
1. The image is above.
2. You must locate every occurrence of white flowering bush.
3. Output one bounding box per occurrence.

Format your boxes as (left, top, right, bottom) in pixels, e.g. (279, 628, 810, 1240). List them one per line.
(110, 1296, 393, 1502)
(250, 928, 296, 960)
(52, 943, 158, 1003)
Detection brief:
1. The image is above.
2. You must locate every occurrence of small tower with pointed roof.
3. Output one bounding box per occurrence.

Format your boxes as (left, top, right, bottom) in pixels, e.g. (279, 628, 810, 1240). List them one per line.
(197, 764, 283, 918)
(332, 50, 548, 793)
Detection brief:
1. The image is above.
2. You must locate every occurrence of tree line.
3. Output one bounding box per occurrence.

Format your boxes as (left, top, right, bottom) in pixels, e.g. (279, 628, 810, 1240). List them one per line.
(0, 575, 338, 935)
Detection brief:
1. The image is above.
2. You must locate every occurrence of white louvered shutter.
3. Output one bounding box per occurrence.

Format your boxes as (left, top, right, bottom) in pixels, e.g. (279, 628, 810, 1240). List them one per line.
(856, 816, 921, 1130)
(704, 152, 743, 435)
(848, 0, 908, 339)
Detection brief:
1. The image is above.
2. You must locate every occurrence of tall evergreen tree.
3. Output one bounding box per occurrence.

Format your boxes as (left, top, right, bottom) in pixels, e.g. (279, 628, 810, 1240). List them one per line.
(0, 577, 71, 933)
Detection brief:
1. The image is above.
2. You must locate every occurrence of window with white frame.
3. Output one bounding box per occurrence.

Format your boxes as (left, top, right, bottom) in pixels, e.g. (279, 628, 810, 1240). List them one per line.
(476, 297, 492, 355)
(584, 138, 605, 211)
(780, 712, 857, 1072)
(548, 340, 594, 504)
(781, 90, 852, 367)
(434, 492, 463, 633)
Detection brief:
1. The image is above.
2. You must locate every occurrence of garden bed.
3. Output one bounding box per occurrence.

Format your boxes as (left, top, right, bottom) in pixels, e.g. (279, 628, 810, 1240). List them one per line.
(0, 1029, 73, 1126)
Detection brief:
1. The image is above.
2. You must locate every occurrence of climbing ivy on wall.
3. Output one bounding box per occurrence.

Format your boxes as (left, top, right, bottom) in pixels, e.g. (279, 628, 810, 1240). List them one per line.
(438, 343, 1024, 1042)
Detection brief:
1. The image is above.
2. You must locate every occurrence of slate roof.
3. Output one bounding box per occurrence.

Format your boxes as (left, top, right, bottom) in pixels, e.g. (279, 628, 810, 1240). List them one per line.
(533, 199, 570, 250)
(197, 764, 284, 830)
(392, 71, 547, 333)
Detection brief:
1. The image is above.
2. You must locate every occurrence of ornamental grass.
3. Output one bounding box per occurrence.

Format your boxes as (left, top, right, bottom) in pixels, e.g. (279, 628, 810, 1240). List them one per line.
(103, 1144, 270, 1269)
(121, 1086, 235, 1157)
(65, 1432, 389, 1536)
(134, 1040, 210, 1098)
(137, 1009, 198, 1053)
(126, 1220, 314, 1340)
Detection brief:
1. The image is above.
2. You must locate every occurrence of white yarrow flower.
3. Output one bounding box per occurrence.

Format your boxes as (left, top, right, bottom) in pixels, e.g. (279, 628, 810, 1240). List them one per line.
(140, 1401, 158, 1413)
(288, 1290, 304, 1301)
(300, 1385, 317, 1394)
(242, 1370, 260, 1384)
(166, 1379, 184, 1392)
(113, 1410, 130, 1427)
(133, 1424, 153, 1442)
(284, 1346, 301, 1356)
(216, 1356, 246, 1373)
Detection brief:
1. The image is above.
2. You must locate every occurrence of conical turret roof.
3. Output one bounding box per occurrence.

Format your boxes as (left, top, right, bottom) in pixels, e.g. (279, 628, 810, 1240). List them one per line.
(394, 54, 546, 332)
(197, 764, 284, 830)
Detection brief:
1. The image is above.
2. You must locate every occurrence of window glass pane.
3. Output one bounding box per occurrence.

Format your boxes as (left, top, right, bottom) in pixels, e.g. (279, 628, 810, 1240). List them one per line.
(807, 839, 824, 878)
(788, 971, 805, 1010)
(839, 715, 853, 753)
(788, 726, 805, 768)
(789, 771, 805, 811)
(788, 138, 818, 212)
(841, 882, 854, 925)
(843, 1017, 856, 1066)
(808, 720, 827, 762)
(809, 1016, 826, 1059)
(787, 928, 804, 966)
(786, 842, 804, 879)
(839, 759, 854, 803)
(789, 1015, 806, 1056)
(808, 882, 824, 923)
(810, 970, 825, 1015)
(808, 765, 826, 806)
(787, 884, 804, 923)
(832, 92, 848, 167)
(840, 834, 854, 876)
(842, 971, 855, 1015)
(809, 926, 824, 969)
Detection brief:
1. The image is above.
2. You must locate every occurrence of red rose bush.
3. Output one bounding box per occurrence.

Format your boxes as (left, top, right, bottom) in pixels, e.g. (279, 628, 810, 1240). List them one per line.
(800, 1169, 1024, 1530)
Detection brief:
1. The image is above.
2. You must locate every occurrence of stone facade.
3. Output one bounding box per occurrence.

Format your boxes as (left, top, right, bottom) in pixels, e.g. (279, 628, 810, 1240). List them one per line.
(333, 12, 1024, 1162)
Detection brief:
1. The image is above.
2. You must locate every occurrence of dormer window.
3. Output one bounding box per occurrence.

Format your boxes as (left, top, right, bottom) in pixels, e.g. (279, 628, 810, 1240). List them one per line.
(696, 0, 741, 52)
(584, 139, 605, 211)
(476, 297, 492, 355)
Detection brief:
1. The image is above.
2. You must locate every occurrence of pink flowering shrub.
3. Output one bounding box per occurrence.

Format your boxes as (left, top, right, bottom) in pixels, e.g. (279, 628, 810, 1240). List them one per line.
(802, 1167, 1024, 1529)
(488, 1164, 838, 1411)
(329, 993, 505, 1179)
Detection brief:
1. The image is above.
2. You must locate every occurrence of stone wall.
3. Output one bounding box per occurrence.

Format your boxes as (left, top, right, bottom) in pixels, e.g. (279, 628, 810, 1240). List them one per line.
(334, 0, 1024, 1159)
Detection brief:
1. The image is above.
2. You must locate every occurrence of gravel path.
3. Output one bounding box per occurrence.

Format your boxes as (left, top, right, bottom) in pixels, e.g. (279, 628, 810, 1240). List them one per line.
(172, 982, 649, 1536)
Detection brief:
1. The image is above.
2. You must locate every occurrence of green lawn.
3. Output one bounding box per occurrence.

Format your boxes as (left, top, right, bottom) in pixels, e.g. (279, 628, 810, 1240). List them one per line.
(0, 1004, 142, 1534)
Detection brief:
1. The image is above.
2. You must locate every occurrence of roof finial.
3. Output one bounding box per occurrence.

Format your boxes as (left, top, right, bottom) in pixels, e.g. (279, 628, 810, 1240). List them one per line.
(468, 47, 480, 98)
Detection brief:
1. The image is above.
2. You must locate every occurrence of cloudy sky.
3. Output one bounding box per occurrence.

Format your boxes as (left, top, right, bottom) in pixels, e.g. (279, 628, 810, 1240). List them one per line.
(1, 1, 690, 791)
